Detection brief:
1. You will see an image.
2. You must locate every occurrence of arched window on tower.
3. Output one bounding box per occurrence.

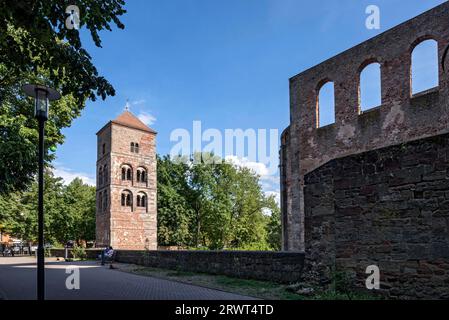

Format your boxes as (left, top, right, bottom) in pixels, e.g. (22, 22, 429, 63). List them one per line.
(137, 167, 147, 183)
(121, 190, 133, 208)
(130, 142, 135, 153)
(126, 193, 132, 207)
(103, 191, 108, 211)
(99, 167, 103, 186)
(121, 193, 126, 206)
(103, 165, 108, 184)
(137, 192, 147, 209)
(99, 191, 103, 211)
(135, 143, 139, 154)
(121, 165, 133, 182)
(141, 195, 147, 208)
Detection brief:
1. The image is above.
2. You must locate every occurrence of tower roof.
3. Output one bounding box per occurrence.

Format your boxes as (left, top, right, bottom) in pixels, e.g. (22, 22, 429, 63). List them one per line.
(111, 110, 157, 134)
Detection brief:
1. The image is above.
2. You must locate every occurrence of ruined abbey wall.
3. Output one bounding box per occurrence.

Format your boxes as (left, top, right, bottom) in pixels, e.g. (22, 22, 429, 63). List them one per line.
(304, 132, 449, 299)
(281, 2, 449, 251)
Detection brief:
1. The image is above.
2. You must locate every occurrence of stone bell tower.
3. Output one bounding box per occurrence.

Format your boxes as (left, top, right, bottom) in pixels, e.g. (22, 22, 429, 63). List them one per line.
(96, 108, 157, 250)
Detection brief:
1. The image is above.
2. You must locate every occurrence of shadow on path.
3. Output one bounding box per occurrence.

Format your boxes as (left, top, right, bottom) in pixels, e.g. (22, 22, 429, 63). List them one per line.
(0, 257, 255, 300)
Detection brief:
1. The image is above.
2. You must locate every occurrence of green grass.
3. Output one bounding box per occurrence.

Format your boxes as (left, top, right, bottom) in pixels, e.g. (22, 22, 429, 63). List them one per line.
(165, 270, 197, 277)
(114, 264, 381, 300)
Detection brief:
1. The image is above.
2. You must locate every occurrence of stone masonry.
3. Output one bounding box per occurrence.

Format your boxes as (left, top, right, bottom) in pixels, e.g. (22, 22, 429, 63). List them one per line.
(96, 111, 157, 250)
(281, 2, 449, 251)
(49, 249, 305, 284)
(304, 133, 449, 299)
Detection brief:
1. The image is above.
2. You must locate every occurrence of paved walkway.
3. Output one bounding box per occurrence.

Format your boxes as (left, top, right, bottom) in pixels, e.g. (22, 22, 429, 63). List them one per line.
(0, 257, 255, 300)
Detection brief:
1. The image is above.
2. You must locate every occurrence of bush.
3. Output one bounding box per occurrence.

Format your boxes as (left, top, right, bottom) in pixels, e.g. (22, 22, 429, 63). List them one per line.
(235, 242, 271, 251)
(51, 242, 65, 249)
(71, 245, 86, 260)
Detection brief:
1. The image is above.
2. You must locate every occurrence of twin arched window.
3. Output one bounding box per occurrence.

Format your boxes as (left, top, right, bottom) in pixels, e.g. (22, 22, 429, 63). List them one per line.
(121, 165, 132, 181)
(121, 191, 132, 207)
(137, 167, 147, 183)
(121, 165, 147, 183)
(136, 192, 147, 208)
(131, 142, 139, 153)
(98, 191, 108, 212)
(98, 164, 108, 186)
(120, 191, 147, 210)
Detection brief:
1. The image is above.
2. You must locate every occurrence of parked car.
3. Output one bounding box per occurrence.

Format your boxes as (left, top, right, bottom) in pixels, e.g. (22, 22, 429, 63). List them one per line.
(11, 246, 20, 254)
(2, 247, 13, 257)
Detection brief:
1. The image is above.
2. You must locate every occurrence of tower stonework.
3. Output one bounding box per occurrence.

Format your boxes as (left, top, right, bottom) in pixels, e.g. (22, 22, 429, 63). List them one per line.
(96, 111, 157, 250)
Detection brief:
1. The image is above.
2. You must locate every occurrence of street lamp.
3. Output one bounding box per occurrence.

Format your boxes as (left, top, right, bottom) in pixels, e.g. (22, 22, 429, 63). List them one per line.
(22, 84, 61, 301)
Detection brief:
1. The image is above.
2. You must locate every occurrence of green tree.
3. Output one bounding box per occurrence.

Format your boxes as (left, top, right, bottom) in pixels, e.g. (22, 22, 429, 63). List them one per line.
(157, 155, 195, 247)
(227, 166, 270, 250)
(190, 160, 233, 249)
(265, 195, 282, 251)
(156, 153, 281, 251)
(0, 172, 96, 245)
(1, 170, 64, 243)
(0, 192, 24, 237)
(58, 178, 96, 244)
(0, 0, 126, 194)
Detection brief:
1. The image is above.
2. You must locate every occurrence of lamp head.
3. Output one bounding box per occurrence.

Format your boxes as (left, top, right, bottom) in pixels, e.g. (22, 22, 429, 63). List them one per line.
(22, 84, 61, 120)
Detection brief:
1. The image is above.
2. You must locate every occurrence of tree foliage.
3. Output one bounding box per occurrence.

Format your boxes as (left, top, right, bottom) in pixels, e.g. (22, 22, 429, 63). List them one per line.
(0, 0, 126, 194)
(156, 156, 194, 246)
(157, 154, 282, 251)
(265, 196, 282, 251)
(0, 171, 96, 245)
(0, 0, 125, 103)
(0, 156, 280, 250)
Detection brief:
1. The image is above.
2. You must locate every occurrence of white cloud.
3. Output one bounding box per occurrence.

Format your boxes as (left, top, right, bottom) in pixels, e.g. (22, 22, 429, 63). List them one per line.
(53, 166, 95, 186)
(225, 155, 271, 176)
(131, 99, 146, 106)
(264, 190, 281, 206)
(137, 111, 157, 126)
(225, 156, 280, 205)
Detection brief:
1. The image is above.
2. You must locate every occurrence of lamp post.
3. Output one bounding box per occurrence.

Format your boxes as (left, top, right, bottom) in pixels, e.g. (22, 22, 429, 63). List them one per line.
(22, 84, 61, 301)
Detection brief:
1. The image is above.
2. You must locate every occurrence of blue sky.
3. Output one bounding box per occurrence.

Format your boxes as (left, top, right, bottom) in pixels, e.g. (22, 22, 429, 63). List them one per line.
(54, 0, 445, 201)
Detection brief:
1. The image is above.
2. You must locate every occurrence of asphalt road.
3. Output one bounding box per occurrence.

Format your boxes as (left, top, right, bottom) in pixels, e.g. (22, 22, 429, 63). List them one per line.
(0, 257, 254, 300)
